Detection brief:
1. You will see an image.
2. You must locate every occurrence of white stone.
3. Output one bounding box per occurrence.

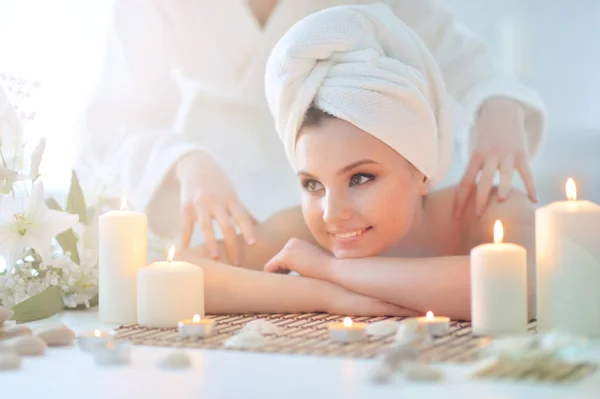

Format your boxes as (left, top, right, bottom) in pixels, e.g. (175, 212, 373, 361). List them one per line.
(402, 363, 443, 382)
(35, 324, 76, 346)
(1, 336, 47, 356)
(366, 320, 398, 337)
(0, 325, 32, 341)
(0, 307, 13, 325)
(0, 353, 22, 371)
(158, 351, 192, 370)
(224, 330, 268, 349)
(395, 318, 429, 345)
(239, 320, 281, 335)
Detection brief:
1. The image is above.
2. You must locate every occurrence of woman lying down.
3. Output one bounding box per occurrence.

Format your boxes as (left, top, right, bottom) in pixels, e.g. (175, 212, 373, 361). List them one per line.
(177, 4, 536, 321)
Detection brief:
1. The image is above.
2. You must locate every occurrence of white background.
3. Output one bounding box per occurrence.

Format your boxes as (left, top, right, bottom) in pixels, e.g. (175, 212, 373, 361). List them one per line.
(0, 0, 598, 204)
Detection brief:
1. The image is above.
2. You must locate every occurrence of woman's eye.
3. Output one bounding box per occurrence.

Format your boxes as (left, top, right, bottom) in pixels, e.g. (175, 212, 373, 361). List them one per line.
(350, 173, 375, 186)
(304, 180, 323, 192)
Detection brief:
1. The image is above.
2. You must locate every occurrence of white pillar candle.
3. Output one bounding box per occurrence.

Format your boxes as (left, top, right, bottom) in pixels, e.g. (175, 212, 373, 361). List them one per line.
(471, 220, 528, 336)
(99, 196, 148, 325)
(536, 178, 600, 336)
(137, 247, 204, 328)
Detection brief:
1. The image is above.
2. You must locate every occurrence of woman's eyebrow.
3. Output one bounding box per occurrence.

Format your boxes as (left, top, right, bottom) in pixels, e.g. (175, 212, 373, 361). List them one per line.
(297, 159, 378, 178)
(337, 159, 378, 176)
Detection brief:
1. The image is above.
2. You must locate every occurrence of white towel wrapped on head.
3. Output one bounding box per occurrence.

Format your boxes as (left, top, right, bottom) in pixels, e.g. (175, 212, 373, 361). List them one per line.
(265, 4, 455, 185)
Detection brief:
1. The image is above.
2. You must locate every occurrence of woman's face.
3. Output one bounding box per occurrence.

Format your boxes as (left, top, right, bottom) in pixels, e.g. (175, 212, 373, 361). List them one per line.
(295, 118, 429, 259)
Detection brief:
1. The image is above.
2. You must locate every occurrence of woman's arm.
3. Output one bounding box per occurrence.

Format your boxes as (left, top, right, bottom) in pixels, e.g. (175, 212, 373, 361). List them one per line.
(182, 206, 316, 271)
(311, 191, 536, 321)
(174, 255, 415, 316)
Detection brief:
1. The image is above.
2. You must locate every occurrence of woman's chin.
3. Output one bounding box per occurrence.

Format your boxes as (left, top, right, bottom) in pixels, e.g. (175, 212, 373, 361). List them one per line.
(330, 244, 382, 259)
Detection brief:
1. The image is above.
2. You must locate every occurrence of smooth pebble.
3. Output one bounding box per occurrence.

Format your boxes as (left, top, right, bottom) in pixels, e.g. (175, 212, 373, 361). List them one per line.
(1, 336, 47, 356)
(158, 351, 192, 370)
(366, 320, 398, 337)
(395, 318, 429, 345)
(0, 353, 22, 371)
(224, 330, 268, 348)
(0, 325, 32, 341)
(402, 363, 443, 382)
(239, 320, 281, 335)
(35, 324, 76, 346)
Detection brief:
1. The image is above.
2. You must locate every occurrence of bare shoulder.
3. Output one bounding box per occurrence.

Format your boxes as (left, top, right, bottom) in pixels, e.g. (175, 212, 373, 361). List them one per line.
(465, 188, 536, 248)
(258, 206, 316, 244)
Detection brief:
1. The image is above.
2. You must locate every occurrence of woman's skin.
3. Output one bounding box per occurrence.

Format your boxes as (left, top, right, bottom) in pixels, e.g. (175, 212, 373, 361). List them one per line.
(178, 117, 536, 320)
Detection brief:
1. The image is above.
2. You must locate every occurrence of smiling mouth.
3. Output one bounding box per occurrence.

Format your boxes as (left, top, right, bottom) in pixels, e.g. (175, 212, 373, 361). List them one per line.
(331, 227, 373, 240)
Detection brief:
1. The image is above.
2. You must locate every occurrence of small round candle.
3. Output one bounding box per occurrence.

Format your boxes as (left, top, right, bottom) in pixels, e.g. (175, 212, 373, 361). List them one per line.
(91, 341, 131, 366)
(416, 311, 450, 337)
(77, 329, 116, 352)
(178, 314, 216, 338)
(328, 317, 367, 343)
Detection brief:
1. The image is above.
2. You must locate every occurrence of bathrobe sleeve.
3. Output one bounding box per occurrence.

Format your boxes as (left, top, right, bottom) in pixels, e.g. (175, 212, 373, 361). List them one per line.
(384, 0, 545, 156)
(79, 0, 204, 238)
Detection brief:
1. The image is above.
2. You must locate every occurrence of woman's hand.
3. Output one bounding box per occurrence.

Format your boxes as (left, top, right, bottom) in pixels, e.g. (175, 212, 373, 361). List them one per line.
(264, 238, 333, 280)
(454, 98, 537, 218)
(175, 151, 258, 265)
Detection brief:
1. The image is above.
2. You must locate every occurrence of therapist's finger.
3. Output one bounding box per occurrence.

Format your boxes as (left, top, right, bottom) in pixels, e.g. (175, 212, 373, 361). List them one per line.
(212, 205, 241, 266)
(497, 155, 515, 201)
(196, 205, 219, 259)
(228, 201, 257, 245)
(454, 153, 484, 218)
(181, 202, 196, 249)
(476, 157, 500, 217)
(516, 152, 537, 203)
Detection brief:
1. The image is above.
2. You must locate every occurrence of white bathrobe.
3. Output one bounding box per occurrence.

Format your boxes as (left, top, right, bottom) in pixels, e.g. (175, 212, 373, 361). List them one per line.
(79, 0, 545, 240)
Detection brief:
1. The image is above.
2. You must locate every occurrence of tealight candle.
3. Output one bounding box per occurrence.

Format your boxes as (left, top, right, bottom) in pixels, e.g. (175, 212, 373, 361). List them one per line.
(78, 329, 116, 352)
(178, 314, 216, 338)
(416, 311, 450, 337)
(92, 341, 131, 366)
(328, 317, 367, 343)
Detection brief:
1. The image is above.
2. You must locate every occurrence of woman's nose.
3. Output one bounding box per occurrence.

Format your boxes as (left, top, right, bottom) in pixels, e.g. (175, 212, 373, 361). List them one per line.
(322, 192, 353, 224)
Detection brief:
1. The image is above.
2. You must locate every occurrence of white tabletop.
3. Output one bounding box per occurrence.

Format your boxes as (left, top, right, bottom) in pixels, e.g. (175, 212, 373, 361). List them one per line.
(3, 309, 600, 399)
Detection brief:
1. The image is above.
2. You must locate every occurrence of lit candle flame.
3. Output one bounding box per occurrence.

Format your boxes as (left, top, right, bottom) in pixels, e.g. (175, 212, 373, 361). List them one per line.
(120, 194, 127, 211)
(494, 220, 504, 244)
(343, 317, 353, 327)
(167, 246, 176, 262)
(566, 178, 577, 201)
(94, 329, 101, 337)
(426, 311, 434, 320)
(192, 314, 201, 323)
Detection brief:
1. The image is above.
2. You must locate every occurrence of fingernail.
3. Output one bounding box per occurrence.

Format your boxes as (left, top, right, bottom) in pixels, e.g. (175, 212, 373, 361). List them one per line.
(247, 237, 256, 245)
(211, 251, 219, 259)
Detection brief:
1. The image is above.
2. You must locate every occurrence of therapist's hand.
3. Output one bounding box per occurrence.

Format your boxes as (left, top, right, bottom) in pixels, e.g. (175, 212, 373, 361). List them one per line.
(454, 97, 537, 218)
(175, 151, 258, 265)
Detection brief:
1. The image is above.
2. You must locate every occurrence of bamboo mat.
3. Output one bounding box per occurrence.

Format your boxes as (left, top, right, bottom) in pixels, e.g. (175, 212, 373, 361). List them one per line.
(115, 313, 537, 363)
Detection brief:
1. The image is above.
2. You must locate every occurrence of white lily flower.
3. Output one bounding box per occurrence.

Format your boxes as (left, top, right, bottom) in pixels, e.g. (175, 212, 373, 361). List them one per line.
(0, 180, 79, 269)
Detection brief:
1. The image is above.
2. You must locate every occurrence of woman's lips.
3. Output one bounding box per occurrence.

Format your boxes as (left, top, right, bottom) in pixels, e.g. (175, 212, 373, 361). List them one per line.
(330, 226, 373, 243)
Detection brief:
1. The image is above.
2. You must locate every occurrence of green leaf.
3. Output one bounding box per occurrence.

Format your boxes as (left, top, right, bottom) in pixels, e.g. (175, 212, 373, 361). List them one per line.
(11, 286, 64, 323)
(46, 196, 63, 211)
(66, 171, 88, 225)
(46, 196, 80, 264)
(55, 228, 80, 265)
